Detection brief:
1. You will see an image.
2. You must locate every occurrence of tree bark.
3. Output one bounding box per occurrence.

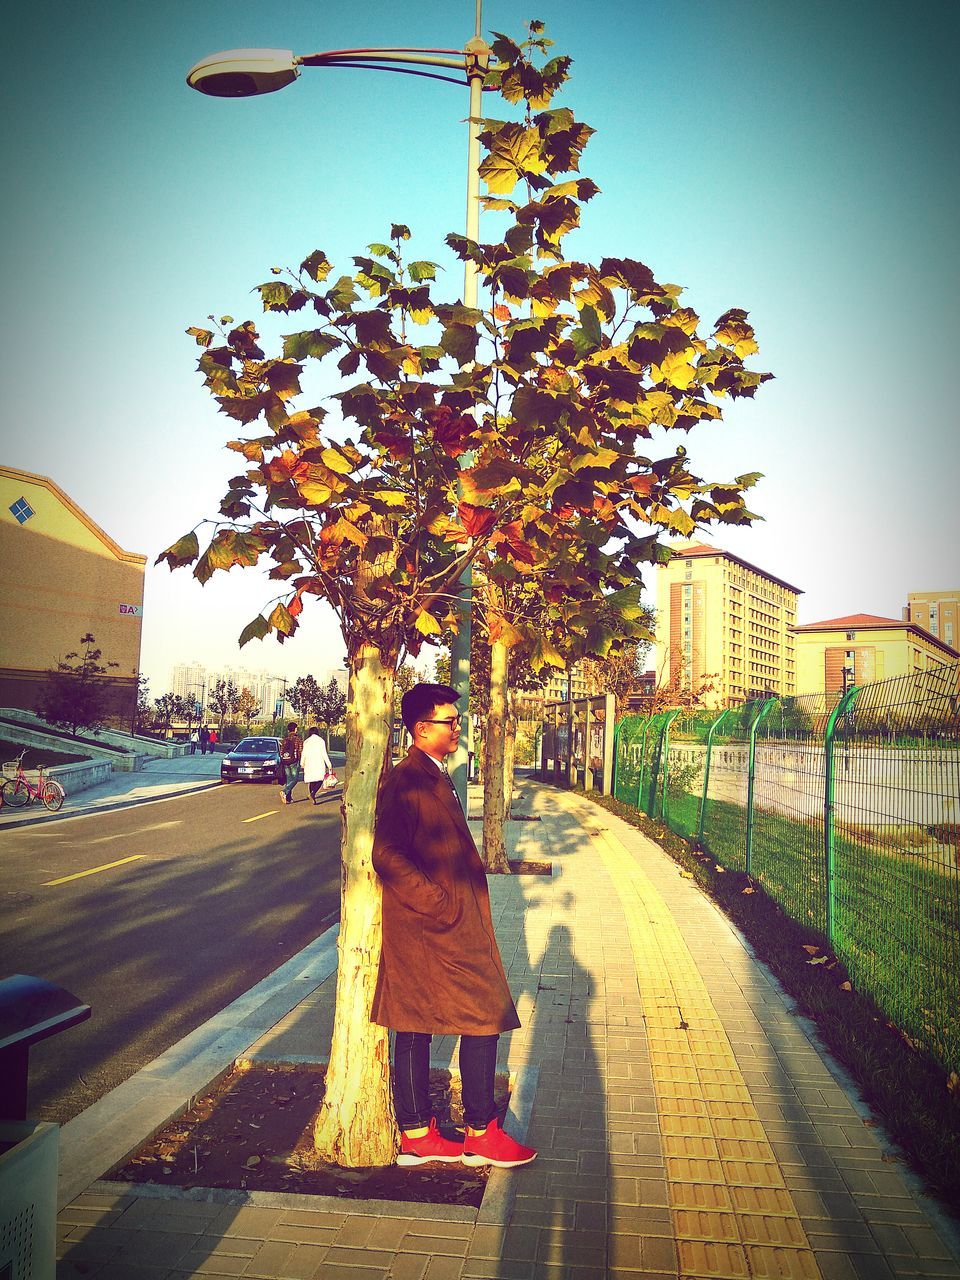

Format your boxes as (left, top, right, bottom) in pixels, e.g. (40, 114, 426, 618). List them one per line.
(502, 688, 518, 823)
(311, 643, 398, 1167)
(482, 638, 512, 873)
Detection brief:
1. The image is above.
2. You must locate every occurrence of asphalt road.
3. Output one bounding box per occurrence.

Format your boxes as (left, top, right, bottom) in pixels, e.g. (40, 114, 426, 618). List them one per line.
(0, 781, 343, 1123)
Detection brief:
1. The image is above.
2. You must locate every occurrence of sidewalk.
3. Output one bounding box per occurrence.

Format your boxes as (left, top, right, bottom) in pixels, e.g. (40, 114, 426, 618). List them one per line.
(0, 751, 223, 829)
(54, 777, 960, 1280)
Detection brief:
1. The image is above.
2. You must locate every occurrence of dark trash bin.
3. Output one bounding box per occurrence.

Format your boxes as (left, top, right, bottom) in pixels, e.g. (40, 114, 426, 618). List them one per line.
(0, 975, 91, 1121)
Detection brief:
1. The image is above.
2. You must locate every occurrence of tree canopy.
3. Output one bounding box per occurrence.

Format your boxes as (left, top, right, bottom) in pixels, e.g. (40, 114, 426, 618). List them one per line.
(160, 21, 768, 678)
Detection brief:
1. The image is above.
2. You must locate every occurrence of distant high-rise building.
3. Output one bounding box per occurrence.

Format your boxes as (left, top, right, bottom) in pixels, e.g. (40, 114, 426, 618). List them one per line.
(542, 661, 591, 704)
(793, 613, 958, 695)
(654, 543, 801, 707)
(904, 589, 959, 653)
(170, 661, 207, 703)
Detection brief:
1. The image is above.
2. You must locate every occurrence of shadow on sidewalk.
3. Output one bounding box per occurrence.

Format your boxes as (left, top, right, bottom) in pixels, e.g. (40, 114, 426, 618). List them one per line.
(498, 914, 610, 1277)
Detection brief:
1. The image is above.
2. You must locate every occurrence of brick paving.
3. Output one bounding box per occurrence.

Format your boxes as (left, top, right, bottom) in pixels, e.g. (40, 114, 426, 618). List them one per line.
(56, 778, 960, 1279)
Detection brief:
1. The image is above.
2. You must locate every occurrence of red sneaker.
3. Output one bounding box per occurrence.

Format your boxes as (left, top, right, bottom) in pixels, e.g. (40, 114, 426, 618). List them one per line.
(461, 1118, 537, 1168)
(397, 1118, 463, 1166)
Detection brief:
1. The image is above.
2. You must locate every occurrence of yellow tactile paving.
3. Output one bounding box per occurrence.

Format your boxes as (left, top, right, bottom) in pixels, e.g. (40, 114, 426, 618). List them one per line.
(593, 827, 824, 1278)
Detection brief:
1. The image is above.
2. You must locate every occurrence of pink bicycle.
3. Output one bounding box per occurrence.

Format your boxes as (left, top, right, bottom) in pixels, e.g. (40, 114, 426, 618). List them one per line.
(1, 751, 65, 811)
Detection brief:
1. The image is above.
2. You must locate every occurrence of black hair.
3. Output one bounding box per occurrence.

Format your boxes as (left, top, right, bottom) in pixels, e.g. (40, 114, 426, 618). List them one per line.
(401, 683, 460, 734)
(286, 722, 297, 733)
(305, 726, 319, 738)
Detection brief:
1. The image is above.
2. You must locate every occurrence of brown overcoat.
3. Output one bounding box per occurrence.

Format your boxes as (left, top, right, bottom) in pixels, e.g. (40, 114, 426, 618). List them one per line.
(370, 746, 520, 1036)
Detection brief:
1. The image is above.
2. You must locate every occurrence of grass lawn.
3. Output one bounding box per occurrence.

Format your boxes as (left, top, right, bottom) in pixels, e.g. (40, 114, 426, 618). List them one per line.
(0, 736, 89, 769)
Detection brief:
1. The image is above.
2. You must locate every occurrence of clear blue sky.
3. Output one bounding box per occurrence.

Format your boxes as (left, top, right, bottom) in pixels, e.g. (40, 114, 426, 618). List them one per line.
(2, 0, 957, 692)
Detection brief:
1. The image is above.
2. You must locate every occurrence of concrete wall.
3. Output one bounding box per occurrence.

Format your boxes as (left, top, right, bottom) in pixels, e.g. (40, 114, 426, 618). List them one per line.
(0, 708, 144, 773)
(46, 758, 115, 794)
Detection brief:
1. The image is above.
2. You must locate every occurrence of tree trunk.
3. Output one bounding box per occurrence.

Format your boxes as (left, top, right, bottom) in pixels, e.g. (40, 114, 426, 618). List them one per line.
(502, 689, 518, 823)
(482, 638, 512, 873)
(311, 644, 398, 1167)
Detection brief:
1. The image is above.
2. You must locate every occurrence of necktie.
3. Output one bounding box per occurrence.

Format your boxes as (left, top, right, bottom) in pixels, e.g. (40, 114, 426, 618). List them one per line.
(441, 759, 463, 809)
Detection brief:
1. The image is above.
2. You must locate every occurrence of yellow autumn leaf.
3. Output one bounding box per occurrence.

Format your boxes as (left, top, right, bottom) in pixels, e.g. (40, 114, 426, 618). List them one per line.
(490, 615, 524, 648)
(659, 349, 697, 390)
(332, 517, 366, 548)
(478, 125, 547, 194)
(295, 480, 333, 505)
(320, 447, 354, 475)
(414, 609, 442, 636)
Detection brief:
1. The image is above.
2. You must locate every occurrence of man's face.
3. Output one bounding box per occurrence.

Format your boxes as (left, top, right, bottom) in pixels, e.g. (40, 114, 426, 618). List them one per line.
(416, 702, 462, 759)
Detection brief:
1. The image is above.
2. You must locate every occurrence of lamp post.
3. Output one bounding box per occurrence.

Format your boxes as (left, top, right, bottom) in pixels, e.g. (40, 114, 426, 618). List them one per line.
(270, 675, 288, 726)
(186, 11, 489, 807)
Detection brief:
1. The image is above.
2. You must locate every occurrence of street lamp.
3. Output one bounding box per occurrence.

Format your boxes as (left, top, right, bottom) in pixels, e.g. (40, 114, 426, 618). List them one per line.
(186, 14, 490, 808)
(269, 675, 288, 725)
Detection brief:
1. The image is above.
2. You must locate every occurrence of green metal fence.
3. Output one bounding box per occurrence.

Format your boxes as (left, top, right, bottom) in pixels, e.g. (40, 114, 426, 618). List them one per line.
(611, 663, 960, 1075)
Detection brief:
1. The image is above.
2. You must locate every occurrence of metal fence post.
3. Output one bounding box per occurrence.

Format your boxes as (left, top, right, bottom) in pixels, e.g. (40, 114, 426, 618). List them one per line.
(697, 707, 731, 844)
(657, 709, 681, 821)
(745, 697, 777, 876)
(823, 685, 861, 946)
(636, 716, 652, 810)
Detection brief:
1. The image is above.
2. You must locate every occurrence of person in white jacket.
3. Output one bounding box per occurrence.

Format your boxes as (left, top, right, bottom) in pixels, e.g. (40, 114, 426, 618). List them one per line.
(300, 726, 334, 805)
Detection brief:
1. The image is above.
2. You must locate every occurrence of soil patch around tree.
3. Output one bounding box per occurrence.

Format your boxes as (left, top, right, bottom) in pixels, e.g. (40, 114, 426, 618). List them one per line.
(504, 860, 552, 874)
(111, 1063, 503, 1207)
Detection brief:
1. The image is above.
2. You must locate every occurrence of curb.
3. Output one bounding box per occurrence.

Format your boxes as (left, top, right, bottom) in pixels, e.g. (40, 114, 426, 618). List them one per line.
(58, 925, 341, 1208)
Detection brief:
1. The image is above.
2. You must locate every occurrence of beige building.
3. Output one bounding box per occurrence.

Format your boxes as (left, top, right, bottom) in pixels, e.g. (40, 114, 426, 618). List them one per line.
(793, 613, 958, 695)
(542, 661, 591, 704)
(0, 465, 146, 721)
(654, 543, 801, 707)
(904, 590, 959, 654)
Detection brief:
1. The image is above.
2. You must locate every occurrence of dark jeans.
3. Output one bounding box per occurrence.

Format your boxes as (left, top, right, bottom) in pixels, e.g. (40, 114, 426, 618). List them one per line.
(393, 1031, 498, 1132)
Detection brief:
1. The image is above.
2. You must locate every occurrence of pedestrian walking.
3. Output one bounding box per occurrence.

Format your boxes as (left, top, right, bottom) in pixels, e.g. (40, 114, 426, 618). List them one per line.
(301, 727, 333, 804)
(198, 725, 210, 756)
(279, 721, 304, 804)
(371, 683, 536, 1169)
(208, 727, 218, 750)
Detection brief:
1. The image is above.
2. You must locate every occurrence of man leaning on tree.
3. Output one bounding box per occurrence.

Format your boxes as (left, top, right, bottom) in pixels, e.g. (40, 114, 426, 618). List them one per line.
(371, 682, 536, 1168)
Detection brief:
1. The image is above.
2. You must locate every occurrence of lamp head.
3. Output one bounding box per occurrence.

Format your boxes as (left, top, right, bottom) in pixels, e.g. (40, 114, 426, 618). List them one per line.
(186, 49, 299, 97)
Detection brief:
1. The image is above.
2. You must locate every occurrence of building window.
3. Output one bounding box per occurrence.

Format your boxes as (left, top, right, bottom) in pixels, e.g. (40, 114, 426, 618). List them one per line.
(946, 623, 954, 647)
(9, 497, 34, 524)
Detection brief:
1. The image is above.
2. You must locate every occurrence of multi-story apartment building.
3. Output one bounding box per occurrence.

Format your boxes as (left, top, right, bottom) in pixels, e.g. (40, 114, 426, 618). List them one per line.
(903, 590, 959, 654)
(654, 543, 801, 707)
(170, 661, 207, 705)
(0, 465, 145, 721)
(542, 661, 591, 704)
(793, 613, 958, 695)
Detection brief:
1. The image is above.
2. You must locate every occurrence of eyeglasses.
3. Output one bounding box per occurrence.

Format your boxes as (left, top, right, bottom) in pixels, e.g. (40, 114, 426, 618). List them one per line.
(420, 716, 462, 728)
